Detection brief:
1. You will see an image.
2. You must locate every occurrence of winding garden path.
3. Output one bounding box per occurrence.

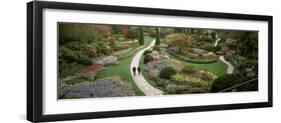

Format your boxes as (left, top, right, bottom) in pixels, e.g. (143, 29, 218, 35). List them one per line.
(219, 56, 234, 74)
(130, 39, 164, 96)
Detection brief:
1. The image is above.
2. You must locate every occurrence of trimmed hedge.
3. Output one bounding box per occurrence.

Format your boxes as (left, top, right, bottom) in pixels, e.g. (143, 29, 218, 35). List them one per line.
(159, 66, 177, 79)
(143, 50, 152, 56)
(143, 54, 153, 64)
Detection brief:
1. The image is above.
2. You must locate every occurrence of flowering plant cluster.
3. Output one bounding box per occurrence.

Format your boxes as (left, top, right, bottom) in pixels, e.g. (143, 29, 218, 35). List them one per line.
(171, 70, 217, 88)
(199, 70, 218, 79)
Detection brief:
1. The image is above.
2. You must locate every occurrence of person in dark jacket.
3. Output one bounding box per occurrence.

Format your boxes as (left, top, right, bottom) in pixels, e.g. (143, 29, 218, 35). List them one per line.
(132, 67, 136, 76)
(137, 67, 141, 75)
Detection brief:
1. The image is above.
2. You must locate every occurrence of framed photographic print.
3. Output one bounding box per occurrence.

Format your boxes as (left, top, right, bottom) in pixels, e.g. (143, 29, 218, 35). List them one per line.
(27, 1, 273, 122)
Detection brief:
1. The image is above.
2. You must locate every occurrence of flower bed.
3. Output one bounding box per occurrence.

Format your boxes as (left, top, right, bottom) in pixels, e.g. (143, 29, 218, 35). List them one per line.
(167, 49, 217, 64)
(171, 70, 217, 88)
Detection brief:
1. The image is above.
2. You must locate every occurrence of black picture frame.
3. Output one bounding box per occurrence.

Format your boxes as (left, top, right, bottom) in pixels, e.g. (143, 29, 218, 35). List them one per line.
(27, 1, 273, 122)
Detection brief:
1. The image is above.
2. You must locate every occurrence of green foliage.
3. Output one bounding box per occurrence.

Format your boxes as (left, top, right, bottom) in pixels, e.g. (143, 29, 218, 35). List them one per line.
(238, 32, 258, 59)
(111, 25, 121, 34)
(159, 66, 177, 79)
(59, 24, 101, 43)
(166, 33, 194, 53)
(182, 65, 195, 73)
(59, 46, 92, 65)
(64, 41, 90, 52)
(213, 46, 221, 52)
(200, 43, 213, 51)
(143, 50, 152, 55)
(111, 44, 125, 51)
(155, 78, 169, 88)
(114, 34, 126, 42)
(153, 46, 161, 51)
(143, 54, 154, 64)
(78, 56, 93, 65)
(95, 42, 112, 56)
(210, 74, 251, 92)
(139, 27, 144, 45)
(149, 71, 159, 81)
(200, 35, 213, 42)
(163, 59, 184, 71)
(232, 55, 258, 77)
(59, 62, 84, 78)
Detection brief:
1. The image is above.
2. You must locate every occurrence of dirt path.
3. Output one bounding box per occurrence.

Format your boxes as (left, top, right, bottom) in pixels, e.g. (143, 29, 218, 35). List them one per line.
(130, 40, 164, 96)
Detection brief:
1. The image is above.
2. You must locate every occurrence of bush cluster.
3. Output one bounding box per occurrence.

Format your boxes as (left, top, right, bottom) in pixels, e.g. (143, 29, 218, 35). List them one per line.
(59, 46, 93, 65)
(143, 50, 152, 55)
(159, 66, 177, 79)
(210, 74, 252, 92)
(153, 46, 161, 51)
(143, 54, 154, 64)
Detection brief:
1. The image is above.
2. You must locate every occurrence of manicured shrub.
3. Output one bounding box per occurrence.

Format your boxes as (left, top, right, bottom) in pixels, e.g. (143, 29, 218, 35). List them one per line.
(143, 54, 154, 64)
(155, 27, 160, 45)
(159, 66, 177, 79)
(155, 78, 169, 88)
(138, 27, 144, 45)
(143, 50, 152, 55)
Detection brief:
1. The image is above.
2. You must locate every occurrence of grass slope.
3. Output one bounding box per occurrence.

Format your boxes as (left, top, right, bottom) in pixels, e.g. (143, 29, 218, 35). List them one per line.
(95, 36, 154, 96)
(168, 54, 227, 76)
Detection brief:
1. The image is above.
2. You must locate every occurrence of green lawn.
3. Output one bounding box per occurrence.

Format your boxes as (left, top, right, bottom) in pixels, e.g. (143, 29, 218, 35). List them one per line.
(95, 36, 154, 96)
(167, 53, 227, 76)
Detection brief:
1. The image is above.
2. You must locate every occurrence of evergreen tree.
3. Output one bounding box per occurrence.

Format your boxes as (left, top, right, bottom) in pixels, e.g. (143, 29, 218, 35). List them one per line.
(139, 27, 144, 45)
(155, 27, 160, 45)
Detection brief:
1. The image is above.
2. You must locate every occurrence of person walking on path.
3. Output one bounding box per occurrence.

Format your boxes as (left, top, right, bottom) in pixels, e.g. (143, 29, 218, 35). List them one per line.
(132, 67, 136, 76)
(137, 67, 141, 75)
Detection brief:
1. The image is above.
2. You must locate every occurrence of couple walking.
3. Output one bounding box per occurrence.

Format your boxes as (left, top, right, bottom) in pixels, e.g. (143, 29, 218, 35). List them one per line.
(132, 66, 141, 76)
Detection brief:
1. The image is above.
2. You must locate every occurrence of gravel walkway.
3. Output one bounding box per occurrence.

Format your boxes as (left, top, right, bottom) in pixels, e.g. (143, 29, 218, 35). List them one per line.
(130, 40, 164, 96)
